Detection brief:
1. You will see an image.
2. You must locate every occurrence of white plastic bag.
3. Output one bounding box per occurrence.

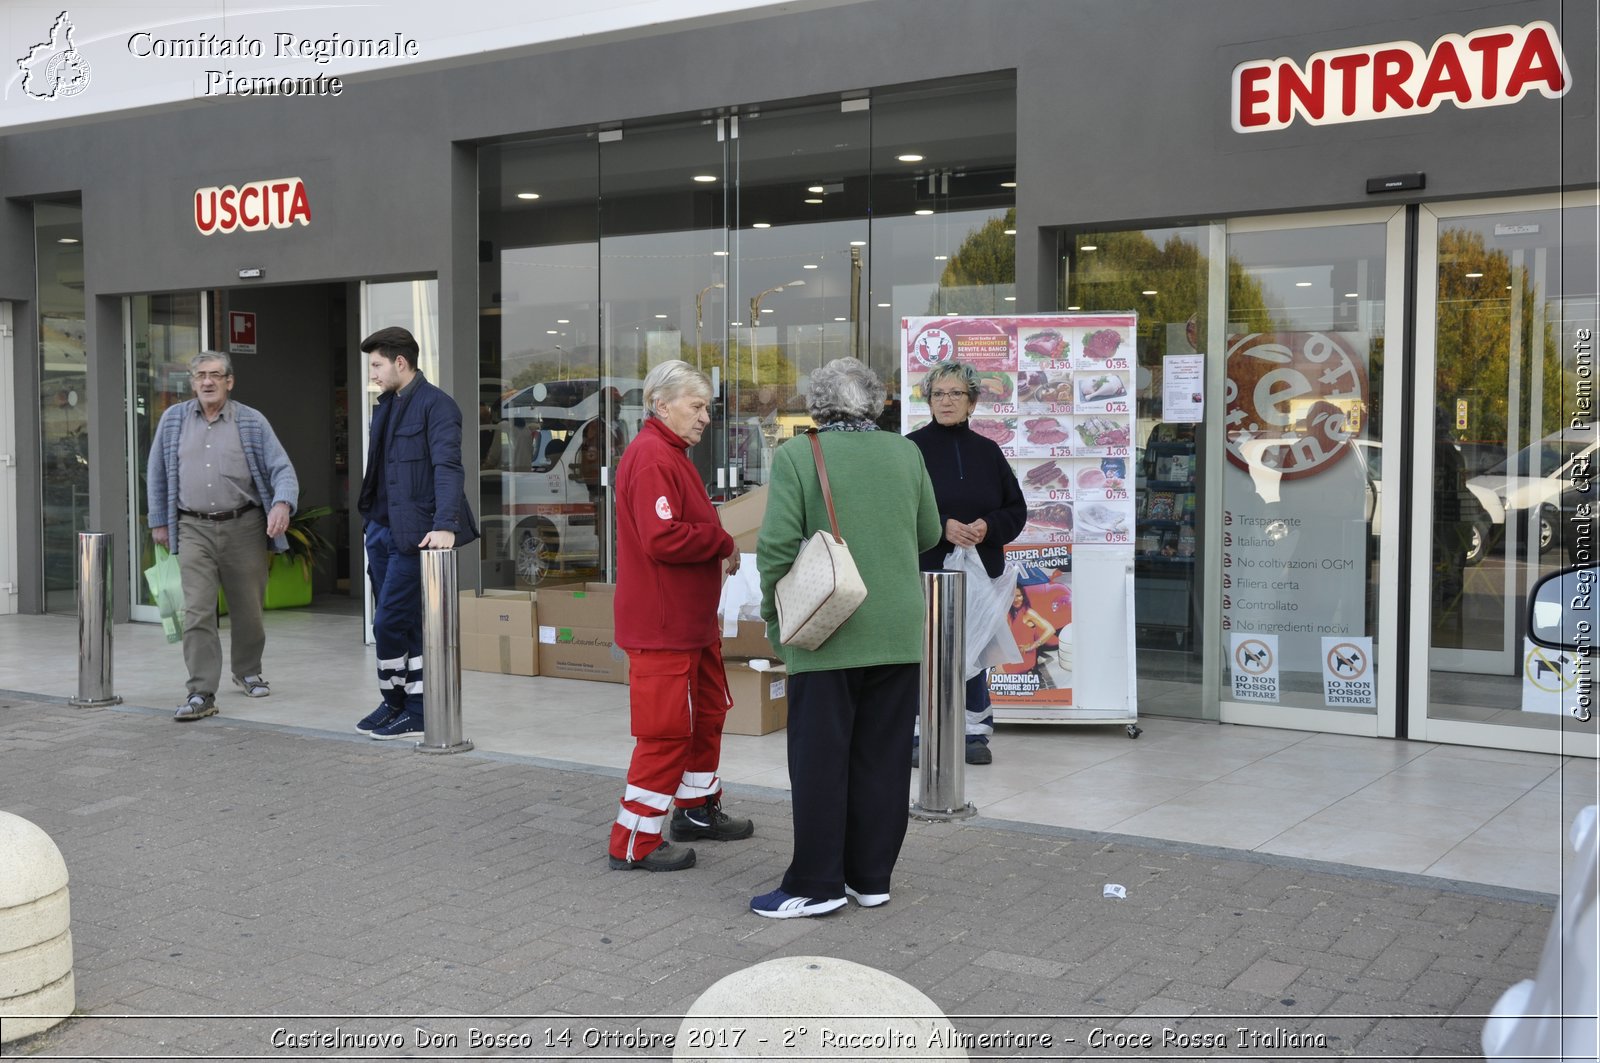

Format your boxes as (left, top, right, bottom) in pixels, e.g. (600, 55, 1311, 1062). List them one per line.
(717, 553, 763, 636)
(943, 546, 1022, 679)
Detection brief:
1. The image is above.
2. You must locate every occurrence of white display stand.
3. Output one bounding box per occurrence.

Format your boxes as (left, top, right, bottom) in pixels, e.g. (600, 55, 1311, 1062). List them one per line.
(991, 551, 1141, 737)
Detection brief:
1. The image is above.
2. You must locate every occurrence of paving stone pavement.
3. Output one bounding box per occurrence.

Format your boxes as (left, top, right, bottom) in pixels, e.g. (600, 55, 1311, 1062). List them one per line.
(0, 695, 1554, 1061)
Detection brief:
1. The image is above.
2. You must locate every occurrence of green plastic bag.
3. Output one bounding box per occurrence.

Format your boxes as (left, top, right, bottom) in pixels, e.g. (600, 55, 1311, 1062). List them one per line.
(143, 545, 183, 644)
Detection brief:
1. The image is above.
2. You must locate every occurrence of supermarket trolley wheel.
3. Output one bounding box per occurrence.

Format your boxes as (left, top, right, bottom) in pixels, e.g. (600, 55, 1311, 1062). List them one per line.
(1126, 724, 1142, 739)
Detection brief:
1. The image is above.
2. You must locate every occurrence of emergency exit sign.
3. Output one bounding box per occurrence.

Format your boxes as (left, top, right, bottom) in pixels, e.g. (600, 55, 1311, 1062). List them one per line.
(229, 311, 257, 354)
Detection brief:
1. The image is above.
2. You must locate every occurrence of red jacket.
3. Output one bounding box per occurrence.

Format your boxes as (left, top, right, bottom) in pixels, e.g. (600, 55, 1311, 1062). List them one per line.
(614, 416, 735, 651)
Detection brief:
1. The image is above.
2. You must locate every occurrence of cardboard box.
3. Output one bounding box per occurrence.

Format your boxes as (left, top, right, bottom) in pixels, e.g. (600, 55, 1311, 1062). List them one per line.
(717, 486, 767, 554)
(538, 624, 629, 684)
(723, 659, 788, 735)
(720, 619, 776, 660)
(459, 591, 484, 634)
(459, 591, 537, 673)
(479, 594, 536, 639)
(536, 583, 616, 631)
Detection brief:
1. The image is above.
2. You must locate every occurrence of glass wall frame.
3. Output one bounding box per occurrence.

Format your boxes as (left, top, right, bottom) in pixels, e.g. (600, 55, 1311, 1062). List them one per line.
(1411, 191, 1600, 758)
(36, 200, 86, 615)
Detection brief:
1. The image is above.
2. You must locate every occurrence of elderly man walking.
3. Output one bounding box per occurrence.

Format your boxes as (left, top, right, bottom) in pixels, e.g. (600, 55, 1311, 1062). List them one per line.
(148, 351, 298, 721)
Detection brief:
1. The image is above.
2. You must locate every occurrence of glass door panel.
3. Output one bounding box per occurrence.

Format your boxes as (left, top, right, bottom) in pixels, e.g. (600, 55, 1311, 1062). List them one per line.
(1219, 210, 1403, 735)
(730, 101, 870, 481)
(37, 201, 85, 614)
(1416, 195, 1600, 755)
(126, 292, 205, 619)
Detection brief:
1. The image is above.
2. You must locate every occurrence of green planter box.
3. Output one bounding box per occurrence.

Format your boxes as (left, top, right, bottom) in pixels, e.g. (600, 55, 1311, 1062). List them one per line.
(263, 554, 313, 610)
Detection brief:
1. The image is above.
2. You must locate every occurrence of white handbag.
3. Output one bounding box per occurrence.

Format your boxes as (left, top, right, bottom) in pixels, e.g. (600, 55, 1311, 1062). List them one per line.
(775, 431, 868, 650)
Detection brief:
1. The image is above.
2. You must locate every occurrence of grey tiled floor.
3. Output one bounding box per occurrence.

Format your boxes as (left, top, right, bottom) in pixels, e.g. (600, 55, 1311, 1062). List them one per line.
(2, 608, 1591, 895)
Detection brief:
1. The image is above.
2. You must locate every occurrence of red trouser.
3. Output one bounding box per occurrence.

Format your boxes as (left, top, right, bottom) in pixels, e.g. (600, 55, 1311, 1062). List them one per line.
(609, 643, 732, 861)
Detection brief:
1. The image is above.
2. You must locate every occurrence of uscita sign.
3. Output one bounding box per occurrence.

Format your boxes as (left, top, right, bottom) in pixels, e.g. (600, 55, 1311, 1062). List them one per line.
(194, 177, 311, 235)
(1233, 22, 1569, 132)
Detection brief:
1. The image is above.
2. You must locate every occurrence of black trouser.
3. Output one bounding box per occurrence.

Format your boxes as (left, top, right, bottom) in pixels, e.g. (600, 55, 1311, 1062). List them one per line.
(781, 662, 918, 899)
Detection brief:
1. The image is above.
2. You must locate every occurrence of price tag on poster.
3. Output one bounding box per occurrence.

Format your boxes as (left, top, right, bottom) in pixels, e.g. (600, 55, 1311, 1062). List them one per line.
(901, 314, 1138, 724)
(1321, 636, 1374, 707)
(1230, 632, 1280, 702)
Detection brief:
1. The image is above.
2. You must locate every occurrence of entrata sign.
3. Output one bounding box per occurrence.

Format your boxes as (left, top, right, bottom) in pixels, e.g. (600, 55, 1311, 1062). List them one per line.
(1233, 21, 1570, 132)
(194, 176, 311, 235)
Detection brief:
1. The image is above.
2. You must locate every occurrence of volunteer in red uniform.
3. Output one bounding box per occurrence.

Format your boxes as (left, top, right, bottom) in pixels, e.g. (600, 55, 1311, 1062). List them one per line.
(608, 360, 753, 872)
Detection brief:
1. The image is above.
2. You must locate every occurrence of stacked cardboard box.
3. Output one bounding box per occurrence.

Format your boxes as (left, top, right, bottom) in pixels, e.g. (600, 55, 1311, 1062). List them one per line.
(537, 583, 628, 684)
(460, 589, 538, 676)
(723, 658, 788, 735)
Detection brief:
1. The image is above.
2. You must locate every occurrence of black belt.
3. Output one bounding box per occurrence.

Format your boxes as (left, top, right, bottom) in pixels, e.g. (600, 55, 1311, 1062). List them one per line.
(178, 505, 257, 522)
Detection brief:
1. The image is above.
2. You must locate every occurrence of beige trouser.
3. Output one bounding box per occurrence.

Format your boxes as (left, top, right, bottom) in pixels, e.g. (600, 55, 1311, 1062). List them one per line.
(178, 509, 270, 696)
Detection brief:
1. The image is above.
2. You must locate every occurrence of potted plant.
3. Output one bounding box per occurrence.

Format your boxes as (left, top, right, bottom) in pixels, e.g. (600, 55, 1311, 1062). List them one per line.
(264, 505, 335, 609)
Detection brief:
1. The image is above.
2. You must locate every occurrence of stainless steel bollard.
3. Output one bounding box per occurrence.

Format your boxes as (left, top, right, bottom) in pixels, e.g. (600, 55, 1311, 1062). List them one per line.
(912, 570, 974, 821)
(416, 548, 471, 754)
(69, 532, 121, 708)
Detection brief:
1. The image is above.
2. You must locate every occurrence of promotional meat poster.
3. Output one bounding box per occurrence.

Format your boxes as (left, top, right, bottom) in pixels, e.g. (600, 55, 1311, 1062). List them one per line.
(902, 315, 1138, 721)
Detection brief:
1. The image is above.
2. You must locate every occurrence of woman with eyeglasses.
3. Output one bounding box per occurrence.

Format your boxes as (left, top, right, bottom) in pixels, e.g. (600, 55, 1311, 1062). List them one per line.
(906, 360, 1027, 765)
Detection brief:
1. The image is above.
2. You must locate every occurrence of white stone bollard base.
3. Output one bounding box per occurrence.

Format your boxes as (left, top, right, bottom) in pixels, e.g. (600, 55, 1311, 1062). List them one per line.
(0, 812, 74, 1045)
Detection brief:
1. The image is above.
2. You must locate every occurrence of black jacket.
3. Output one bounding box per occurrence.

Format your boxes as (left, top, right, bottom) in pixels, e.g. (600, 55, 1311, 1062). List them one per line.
(359, 372, 480, 556)
(907, 419, 1027, 577)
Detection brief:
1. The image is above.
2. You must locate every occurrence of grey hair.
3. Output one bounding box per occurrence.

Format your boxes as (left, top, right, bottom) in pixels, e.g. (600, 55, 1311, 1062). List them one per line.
(807, 357, 885, 423)
(922, 360, 979, 401)
(642, 359, 712, 414)
(189, 350, 234, 376)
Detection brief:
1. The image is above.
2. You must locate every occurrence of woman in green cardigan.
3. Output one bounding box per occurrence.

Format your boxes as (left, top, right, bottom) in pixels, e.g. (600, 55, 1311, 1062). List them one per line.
(751, 357, 941, 918)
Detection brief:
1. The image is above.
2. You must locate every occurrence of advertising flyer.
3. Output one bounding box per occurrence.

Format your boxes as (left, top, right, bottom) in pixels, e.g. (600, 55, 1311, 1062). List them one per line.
(902, 314, 1138, 718)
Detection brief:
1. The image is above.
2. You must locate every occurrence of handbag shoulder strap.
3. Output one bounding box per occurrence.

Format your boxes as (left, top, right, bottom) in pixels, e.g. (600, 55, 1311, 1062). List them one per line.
(807, 429, 844, 543)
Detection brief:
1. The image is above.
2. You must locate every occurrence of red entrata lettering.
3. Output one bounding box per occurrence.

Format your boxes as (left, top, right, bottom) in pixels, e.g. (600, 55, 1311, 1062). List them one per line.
(1370, 47, 1415, 112)
(1505, 25, 1566, 97)
(1328, 52, 1370, 116)
(1232, 21, 1571, 132)
(193, 177, 313, 235)
(1416, 42, 1473, 107)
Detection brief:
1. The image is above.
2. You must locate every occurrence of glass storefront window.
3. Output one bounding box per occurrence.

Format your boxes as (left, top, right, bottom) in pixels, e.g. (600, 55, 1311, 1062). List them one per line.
(477, 75, 1016, 590)
(36, 200, 85, 614)
(1222, 219, 1389, 717)
(1062, 225, 1213, 717)
(1426, 201, 1600, 743)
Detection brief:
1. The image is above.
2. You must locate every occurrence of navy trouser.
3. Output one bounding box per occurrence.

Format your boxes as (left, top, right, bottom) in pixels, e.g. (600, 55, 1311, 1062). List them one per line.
(914, 670, 994, 747)
(366, 522, 423, 716)
(782, 662, 918, 900)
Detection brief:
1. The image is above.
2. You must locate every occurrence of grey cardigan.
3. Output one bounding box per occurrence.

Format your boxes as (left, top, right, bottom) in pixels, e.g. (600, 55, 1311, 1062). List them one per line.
(147, 399, 299, 553)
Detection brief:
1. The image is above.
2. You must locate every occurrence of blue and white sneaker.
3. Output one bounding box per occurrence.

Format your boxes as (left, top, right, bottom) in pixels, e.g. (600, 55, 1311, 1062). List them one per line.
(370, 713, 424, 741)
(356, 704, 400, 735)
(749, 888, 846, 919)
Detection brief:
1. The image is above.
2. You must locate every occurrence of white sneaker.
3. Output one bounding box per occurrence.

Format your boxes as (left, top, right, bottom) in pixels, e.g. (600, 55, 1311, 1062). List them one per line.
(846, 885, 890, 908)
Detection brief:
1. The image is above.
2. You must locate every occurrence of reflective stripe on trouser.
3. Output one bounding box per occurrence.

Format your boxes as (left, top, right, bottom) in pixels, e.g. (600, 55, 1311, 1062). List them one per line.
(609, 643, 732, 861)
(366, 522, 424, 715)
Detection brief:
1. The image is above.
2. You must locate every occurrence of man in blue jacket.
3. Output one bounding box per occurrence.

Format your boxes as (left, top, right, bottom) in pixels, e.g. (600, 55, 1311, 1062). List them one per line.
(356, 326, 479, 740)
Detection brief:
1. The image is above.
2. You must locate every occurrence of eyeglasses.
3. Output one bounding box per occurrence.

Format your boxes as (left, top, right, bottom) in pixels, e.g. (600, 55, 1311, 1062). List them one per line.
(928, 390, 970, 402)
(192, 370, 230, 381)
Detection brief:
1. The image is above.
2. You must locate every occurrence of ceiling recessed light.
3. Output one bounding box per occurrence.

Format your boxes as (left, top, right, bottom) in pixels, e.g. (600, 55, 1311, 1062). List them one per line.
(57, 237, 79, 244)
(803, 263, 819, 269)
(1080, 244, 1098, 251)
(654, 314, 668, 319)
(1506, 285, 1514, 290)
(804, 198, 823, 204)
(1465, 271, 1484, 278)
(1344, 292, 1359, 299)
(934, 255, 948, 261)
(1295, 281, 1313, 287)
(1004, 229, 1017, 235)
(1003, 296, 1016, 302)
(914, 209, 934, 216)
(761, 308, 774, 314)
(752, 222, 771, 229)
(807, 185, 825, 194)
(713, 249, 729, 256)
(849, 240, 866, 246)
(692, 175, 717, 183)
(877, 302, 891, 308)
(556, 319, 569, 324)
(834, 316, 847, 322)
(546, 329, 558, 334)
(1067, 305, 1081, 310)
(897, 153, 923, 162)
(1000, 181, 1017, 188)
(516, 192, 540, 200)
(1142, 290, 1158, 295)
